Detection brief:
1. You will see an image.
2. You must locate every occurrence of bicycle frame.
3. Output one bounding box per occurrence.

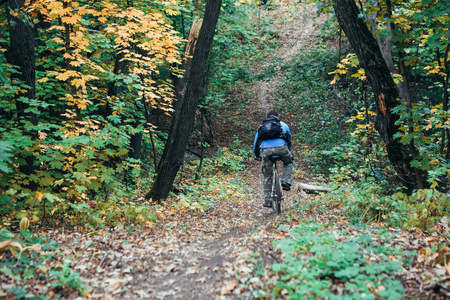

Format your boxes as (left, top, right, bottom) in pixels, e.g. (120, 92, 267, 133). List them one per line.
(270, 157, 283, 214)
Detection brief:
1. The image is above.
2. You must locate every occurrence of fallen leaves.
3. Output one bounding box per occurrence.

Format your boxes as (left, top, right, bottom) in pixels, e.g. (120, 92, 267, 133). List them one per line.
(2, 157, 449, 300)
(220, 279, 238, 295)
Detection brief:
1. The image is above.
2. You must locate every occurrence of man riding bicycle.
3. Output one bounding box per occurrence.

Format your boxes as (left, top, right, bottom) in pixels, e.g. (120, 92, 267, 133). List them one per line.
(253, 110, 293, 208)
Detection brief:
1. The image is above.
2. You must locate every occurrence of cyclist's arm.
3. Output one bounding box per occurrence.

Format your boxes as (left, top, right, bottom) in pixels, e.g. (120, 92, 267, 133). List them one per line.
(282, 122, 292, 150)
(253, 132, 261, 158)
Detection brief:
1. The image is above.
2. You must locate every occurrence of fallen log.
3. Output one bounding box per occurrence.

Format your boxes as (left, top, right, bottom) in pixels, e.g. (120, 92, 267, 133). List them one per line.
(296, 183, 331, 193)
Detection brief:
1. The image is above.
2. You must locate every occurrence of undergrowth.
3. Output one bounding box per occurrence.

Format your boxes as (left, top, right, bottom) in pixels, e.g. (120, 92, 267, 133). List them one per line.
(268, 223, 410, 299)
(320, 181, 450, 231)
(1, 142, 252, 231)
(0, 227, 91, 299)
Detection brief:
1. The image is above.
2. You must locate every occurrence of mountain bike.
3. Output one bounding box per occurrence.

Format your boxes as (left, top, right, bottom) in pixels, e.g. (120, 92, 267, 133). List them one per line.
(269, 154, 283, 214)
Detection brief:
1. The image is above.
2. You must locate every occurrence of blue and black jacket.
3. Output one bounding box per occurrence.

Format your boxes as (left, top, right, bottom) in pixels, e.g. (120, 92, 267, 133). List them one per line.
(253, 116, 291, 158)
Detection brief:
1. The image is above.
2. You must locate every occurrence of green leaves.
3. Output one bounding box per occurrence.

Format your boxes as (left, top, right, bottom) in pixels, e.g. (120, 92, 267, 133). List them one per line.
(271, 223, 408, 299)
(0, 229, 14, 241)
(0, 141, 14, 173)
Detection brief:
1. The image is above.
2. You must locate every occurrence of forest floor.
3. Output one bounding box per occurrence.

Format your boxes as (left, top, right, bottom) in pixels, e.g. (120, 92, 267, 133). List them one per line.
(2, 0, 450, 299)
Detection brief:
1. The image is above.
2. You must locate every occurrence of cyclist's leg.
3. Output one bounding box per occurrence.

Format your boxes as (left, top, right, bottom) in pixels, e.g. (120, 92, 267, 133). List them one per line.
(278, 145, 294, 189)
(261, 148, 275, 204)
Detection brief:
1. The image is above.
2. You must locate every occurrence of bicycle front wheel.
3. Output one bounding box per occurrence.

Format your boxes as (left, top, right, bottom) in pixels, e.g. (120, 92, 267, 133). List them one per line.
(273, 173, 282, 214)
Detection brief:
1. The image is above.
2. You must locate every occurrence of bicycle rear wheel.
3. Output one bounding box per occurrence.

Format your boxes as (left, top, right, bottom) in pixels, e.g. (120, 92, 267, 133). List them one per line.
(273, 173, 282, 214)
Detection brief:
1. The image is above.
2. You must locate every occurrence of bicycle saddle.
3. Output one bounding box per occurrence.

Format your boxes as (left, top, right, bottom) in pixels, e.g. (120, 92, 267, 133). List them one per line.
(269, 155, 282, 162)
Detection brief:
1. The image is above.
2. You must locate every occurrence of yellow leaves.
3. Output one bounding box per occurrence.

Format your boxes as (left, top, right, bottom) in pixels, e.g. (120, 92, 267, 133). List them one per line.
(30, 0, 181, 122)
(61, 13, 81, 25)
(63, 53, 73, 60)
(234, 0, 248, 5)
(351, 68, 366, 80)
(428, 68, 441, 74)
(346, 109, 376, 125)
(65, 94, 92, 110)
(55, 70, 79, 81)
(52, 69, 99, 97)
(71, 78, 85, 89)
(165, 8, 178, 16)
(403, 60, 414, 67)
(38, 131, 48, 140)
(335, 69, 347, 75)
(330, 75, 339, 85)
(392, 74, 403, 85)
(53, 37, 64, 44)
(395, 21, 411, 31)
(330, 54, 362, 84)
(425, 65, 445, 77)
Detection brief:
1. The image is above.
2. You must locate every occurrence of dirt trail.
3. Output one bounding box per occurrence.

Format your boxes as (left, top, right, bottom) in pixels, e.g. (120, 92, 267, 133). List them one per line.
(40, 1, 323, 299)
(251, 0, 325, 111)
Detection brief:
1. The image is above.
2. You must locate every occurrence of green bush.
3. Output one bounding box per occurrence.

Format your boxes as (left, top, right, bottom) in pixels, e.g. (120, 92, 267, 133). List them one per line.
(324, 181, 450, 230)
(270, 223, 409, 299)
(0, 228, 91, 298)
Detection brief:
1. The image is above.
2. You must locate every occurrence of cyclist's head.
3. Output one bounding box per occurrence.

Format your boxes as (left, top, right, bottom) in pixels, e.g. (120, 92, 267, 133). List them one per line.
(267, 110, 279, 118)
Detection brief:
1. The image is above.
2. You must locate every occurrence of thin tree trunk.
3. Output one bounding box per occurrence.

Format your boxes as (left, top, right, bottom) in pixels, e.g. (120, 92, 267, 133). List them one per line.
(62, 1, 81, 121)
(129, 127, 143, 159)
(398, 54, 424, 188)
(146, 0, 223, 202)
(332, 0, 421, 189)
(437, 45, 450, 158)
(142, 98, 158, 172)
(195, 110, 205, 181)
(6, 0, 38, 176)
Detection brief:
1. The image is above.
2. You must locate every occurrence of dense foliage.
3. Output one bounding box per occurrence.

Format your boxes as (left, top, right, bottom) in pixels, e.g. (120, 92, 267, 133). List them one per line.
(0, 0, 189, 226)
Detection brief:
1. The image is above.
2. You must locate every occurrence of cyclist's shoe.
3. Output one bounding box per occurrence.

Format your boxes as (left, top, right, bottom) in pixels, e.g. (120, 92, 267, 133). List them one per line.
(263, 201, 272, 208)
(282, 182, 291, 191)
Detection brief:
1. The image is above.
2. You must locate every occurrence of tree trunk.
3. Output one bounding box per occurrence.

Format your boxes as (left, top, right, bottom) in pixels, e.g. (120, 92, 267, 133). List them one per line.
(367, 10, 407, 100)
(437, 45, 450, 158)
(332, 0, 420, 188)
(146, 0, 222, 202)
(129, 130, 143, 160)
(5, 0, 38, 175)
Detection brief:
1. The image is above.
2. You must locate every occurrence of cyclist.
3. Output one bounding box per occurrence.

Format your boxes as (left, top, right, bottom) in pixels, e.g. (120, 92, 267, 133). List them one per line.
(254, 110, 293, 208)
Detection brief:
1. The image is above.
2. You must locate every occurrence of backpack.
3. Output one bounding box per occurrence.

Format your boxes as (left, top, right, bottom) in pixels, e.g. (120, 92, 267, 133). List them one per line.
(257, 117, 283, 141)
